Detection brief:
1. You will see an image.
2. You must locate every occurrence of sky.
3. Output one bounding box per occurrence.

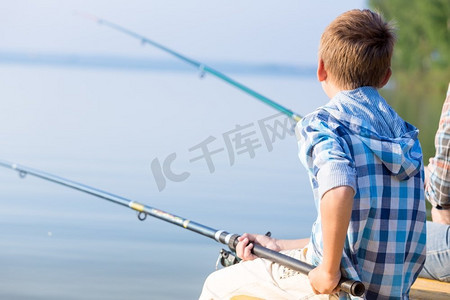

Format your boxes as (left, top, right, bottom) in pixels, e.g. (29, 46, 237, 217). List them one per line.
(0, 0, 367, 65)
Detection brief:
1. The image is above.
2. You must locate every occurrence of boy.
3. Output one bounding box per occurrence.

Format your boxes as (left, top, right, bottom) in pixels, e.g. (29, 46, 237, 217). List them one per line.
(199, 9, 426, 299)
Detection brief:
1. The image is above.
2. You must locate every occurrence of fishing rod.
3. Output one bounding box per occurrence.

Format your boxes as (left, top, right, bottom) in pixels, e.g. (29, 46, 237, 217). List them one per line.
(77, 12, 302, 122)
(0, 160, 364, 297)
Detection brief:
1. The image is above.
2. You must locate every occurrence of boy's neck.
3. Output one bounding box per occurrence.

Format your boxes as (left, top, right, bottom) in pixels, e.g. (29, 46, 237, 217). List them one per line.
(322, 79, 347, 99)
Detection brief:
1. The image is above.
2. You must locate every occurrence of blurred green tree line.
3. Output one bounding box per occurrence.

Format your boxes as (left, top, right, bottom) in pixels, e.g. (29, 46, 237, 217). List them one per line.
(369, 0, 450, 162)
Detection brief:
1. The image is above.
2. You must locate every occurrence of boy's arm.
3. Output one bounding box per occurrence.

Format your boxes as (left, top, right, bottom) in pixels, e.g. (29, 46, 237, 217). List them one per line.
(309, 185, 354, 295)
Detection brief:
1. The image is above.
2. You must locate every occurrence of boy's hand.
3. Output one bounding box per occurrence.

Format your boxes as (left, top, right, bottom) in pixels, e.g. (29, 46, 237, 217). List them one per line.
(236, 233, 281, 261)
(308, 264, 341, 295)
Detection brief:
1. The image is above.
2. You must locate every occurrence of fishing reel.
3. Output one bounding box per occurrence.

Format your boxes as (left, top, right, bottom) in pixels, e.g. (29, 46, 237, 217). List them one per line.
(216, 248, 241, 269)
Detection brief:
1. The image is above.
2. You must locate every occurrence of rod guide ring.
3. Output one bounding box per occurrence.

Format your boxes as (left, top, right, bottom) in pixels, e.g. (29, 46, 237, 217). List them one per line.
(137, 211, 147, 221)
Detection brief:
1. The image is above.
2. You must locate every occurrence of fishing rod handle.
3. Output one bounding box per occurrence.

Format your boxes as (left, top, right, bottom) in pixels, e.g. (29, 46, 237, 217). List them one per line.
(229, 235, 365, 297)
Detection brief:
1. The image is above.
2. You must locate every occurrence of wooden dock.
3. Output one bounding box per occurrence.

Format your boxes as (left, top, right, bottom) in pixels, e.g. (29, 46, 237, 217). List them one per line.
(230, 278, 450, 299)
(411, 277, 450, 300)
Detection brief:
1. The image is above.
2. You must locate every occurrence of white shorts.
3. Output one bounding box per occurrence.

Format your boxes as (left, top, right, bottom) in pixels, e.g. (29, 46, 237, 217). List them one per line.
(199, 247, 339, 300)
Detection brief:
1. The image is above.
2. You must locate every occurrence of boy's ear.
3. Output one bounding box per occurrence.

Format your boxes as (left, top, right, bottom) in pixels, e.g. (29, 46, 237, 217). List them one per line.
(379, 68, 392, 87)
(317, 59, 327, 82)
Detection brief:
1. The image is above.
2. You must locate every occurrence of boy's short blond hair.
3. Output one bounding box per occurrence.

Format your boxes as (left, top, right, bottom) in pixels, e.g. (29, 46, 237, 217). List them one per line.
(319, 9, 396, 90)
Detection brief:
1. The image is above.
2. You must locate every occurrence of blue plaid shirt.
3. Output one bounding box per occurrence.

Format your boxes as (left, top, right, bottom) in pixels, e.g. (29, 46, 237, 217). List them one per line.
(296, 87, 426, 299)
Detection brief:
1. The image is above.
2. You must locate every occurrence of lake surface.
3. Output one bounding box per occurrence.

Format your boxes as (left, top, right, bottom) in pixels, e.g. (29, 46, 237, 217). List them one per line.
(0, 65, 329, 299)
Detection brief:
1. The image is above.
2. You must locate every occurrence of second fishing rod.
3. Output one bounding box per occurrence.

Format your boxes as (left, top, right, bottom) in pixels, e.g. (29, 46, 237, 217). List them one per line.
(78, 12, 302, 123)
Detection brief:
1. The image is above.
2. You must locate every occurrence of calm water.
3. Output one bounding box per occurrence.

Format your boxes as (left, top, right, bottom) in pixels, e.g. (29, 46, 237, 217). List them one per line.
(0, 65, 328, 299)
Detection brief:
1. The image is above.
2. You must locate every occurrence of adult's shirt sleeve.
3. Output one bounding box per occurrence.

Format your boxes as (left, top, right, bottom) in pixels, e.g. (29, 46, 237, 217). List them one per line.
(296, 114, 357, 201)
(426, 85, 450, 208)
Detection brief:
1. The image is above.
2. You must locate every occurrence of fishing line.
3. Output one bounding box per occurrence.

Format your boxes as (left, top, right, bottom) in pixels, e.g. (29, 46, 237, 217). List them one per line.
(75, 12, 303, 122)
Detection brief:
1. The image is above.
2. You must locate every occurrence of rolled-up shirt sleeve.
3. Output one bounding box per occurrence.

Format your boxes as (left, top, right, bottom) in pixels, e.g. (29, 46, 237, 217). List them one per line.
(296, 115, 357, 200)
